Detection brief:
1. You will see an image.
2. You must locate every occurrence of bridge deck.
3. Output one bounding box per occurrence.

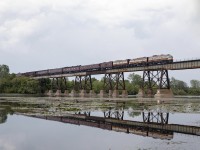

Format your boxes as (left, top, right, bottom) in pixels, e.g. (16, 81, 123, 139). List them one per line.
(33, 59, 200, 79)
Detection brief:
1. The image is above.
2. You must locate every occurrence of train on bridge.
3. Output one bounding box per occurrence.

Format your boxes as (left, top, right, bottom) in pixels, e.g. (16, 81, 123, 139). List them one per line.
(22, 54, 173, 77)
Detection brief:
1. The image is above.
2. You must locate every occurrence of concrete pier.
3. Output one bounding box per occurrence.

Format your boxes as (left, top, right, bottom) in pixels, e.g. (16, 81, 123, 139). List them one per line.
(55, 90, 62, 97)
(136, 89, 145, 98)
(70, 90, 78, 97)
(155, 89, 174, 98)
(80, 90, 87, 97)
(64, 90, 69, 97)
(121, 90, 128, 98)
(136, 89, 154, 98)
(47, 90, 54, 97)
(146, 89, 154, 98)
(112, 90, 119, 98)
(89, 90, 96, 98)
(108, 90, 113, 98)
(99, 90, 107, 98)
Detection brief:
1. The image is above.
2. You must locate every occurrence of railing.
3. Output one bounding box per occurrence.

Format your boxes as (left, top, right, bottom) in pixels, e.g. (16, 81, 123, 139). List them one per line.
(173, 58, 200, 63)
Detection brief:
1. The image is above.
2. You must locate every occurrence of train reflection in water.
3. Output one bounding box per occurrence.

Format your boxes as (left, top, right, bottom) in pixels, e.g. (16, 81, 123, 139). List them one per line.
(26, 110, 200, 140)
(1, 101, 200, 140)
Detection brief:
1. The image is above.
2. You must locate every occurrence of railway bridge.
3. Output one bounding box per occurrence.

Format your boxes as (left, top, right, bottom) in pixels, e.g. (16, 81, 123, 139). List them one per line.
(23, 58, 200, 98)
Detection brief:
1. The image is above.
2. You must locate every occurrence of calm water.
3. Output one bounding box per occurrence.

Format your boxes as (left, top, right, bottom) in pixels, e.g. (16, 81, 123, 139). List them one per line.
(0, 97, 200, 150)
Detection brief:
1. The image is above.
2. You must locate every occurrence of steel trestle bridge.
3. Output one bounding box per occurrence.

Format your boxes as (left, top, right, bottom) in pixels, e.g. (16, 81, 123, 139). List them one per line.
(22, 58, 200, 98)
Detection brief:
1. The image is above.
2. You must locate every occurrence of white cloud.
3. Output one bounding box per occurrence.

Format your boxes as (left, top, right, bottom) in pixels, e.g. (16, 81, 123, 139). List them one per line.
(0, 18, 40, 53)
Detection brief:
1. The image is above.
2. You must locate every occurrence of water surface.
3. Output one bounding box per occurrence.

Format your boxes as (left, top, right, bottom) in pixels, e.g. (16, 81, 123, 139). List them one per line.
(0, 97, 200, 150)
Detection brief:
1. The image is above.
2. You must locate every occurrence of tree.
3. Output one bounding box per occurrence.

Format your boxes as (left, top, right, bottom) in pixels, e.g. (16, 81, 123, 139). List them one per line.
(92, 80, 104, 94)
(190, 80, 200, 89)
(188, 80, 200, 95)
(170, 77, 188, 95)
(9, 76, 40, 94)
(127, 73, 142, 86)
(0, 65, 9, 78)
(171, 77, 188, 90)
(127, 73, 142, 95)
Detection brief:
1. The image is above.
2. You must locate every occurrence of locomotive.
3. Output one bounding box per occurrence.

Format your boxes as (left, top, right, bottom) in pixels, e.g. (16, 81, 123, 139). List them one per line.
(21, 54, 173, 77)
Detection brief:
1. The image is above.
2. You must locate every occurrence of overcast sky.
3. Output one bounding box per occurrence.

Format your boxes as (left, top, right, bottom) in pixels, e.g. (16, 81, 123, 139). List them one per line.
(0, 0, 200, 83)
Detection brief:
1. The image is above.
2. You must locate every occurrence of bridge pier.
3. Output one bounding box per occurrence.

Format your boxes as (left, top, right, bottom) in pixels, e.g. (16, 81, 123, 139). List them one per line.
(155, 89, 174, 98)
(103, 72, 127, 98)
(55, 90, 62, 97)
(113, 72, 122, 98)
(99, 90, 107, 98)
(122, 90, 128, 98)
(103, 74, 113, 97)
(64, 90, 69, 97)
(112, 90, 119, 98)
(109, 90, 113, 97)
(141, 70, 154, 97)
(155, 69, 173, 98)
(71, 75, 93, 98)
(141, 70, 174, 98)
(89, 90, 96, 98)
(136, 89, 145, 98)
(47, 90, 54, 96)
(80, 90, 87, 97)
(70, 90, 79, 97)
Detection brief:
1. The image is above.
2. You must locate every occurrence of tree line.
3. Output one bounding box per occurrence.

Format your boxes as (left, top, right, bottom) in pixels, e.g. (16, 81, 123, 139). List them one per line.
(0, 64, 200, 95)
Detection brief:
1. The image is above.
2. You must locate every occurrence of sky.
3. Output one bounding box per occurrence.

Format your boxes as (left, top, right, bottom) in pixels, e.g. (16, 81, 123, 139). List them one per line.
(0, 0, 200, 84)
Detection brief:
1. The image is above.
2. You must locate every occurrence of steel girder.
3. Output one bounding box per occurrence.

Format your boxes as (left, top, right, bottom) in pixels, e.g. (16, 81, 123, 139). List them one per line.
(142, 112, 169, 124)
(142, 69, 170, 95)
(104, 72, 126, 92)
(74, 75, 92, 92)
(103, 108, 124, 120)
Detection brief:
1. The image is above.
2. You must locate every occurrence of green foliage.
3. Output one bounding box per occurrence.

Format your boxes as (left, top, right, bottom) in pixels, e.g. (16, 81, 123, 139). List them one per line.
(171, 77, 188, 90)
(0, 64, 9, 78)
(0, 65, 40, 94)
(38, 78, 51, 93)
(66, 80, 74, 92)
(1, 76, 40, 94)
(190, 80, 200, 89)
(126, 73, 142, 95)
(92, 80, 104, 94)
(170, 77, 189, 95)
(128, 73, 142, 85)
(188, 79, 200, 95)
(125, 80, 139, 95)
(170, 77, 200, 95)
(188, 88, 200, 95)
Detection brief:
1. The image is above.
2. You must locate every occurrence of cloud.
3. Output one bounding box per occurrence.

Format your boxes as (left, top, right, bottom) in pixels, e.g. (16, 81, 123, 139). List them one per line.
(0, 0, 199, 83)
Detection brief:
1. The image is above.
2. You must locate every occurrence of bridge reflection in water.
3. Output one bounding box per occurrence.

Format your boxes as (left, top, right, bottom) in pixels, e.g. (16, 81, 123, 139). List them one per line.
(25, 110, 200, 140)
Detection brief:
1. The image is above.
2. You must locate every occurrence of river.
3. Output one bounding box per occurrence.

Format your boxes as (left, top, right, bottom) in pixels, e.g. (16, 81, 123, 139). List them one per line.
(0, 97, 200, 150)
